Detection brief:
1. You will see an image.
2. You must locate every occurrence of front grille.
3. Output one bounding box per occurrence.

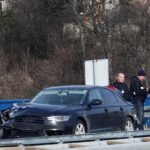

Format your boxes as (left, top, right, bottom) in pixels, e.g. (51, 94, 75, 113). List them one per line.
(14, 123, 43, 131)
(15, 116, 44, 124)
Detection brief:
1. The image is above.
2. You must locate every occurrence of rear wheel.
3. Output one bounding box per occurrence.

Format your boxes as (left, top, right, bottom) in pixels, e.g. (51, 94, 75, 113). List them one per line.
(123, 117, 135, 131)
(73, 120, 86, 135)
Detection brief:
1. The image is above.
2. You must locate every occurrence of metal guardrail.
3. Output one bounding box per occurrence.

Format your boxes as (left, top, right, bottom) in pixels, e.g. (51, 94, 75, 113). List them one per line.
(0, 131, 150, 150)
(144, 96, 150, 126)
(0, 99, 29, 111)
(0, 131, 150, 147)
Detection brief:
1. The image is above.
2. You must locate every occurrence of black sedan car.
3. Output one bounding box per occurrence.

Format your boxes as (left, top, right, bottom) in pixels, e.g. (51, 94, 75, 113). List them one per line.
(0, 85, 138, 138)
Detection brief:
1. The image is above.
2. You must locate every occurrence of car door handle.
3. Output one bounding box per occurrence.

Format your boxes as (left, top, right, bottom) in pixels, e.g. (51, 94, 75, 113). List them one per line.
(120, 107, 123, 111)
(104, 108, 108, 112)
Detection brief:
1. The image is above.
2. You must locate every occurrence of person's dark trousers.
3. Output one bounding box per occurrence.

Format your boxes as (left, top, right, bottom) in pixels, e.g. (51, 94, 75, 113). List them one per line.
(134, 100, 144, 130)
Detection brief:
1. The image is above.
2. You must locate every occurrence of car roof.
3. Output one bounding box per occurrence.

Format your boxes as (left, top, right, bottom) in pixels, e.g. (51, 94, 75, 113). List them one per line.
(45, 85, 101, 90)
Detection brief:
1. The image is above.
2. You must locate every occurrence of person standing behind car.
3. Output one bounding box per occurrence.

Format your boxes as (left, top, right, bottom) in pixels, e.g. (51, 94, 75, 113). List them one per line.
(130, 69, 148, 130)
(113, 73, 130, 101)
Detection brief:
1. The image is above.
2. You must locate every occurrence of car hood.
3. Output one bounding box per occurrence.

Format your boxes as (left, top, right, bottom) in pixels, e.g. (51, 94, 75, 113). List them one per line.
(10, 102, 83, 117)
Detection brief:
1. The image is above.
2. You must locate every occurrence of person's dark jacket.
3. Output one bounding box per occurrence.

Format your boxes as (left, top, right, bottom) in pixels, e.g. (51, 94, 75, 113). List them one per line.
(113, 81, 130, 101)
(130, 76, 148, 103)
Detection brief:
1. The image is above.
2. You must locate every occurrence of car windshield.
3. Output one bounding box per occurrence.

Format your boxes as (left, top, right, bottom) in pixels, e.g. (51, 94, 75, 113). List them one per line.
(31, 89, 87, 105)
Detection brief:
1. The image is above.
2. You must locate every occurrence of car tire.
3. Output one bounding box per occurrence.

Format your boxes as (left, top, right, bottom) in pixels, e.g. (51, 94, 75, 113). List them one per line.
(123, 117, 135, 132)
(0, 128, 4, 139)
(1, 129, 11, 139)
(73, 120, 86, 135)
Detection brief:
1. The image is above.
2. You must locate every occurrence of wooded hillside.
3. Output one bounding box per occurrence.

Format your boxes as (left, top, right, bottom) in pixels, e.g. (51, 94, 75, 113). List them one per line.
(0, 0, 150, 98)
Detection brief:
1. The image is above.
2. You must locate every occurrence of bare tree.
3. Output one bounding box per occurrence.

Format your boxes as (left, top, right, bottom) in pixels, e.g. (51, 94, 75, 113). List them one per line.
(0, 0, 150, 98)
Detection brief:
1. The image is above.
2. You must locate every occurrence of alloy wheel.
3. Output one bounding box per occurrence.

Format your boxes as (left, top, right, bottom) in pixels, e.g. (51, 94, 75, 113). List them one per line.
(124, 118, 134, 131)
(74, 122, 86, 135)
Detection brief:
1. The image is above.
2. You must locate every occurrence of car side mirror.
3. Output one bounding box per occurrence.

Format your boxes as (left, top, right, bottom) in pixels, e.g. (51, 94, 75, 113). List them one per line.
(89, 99, 102, 106)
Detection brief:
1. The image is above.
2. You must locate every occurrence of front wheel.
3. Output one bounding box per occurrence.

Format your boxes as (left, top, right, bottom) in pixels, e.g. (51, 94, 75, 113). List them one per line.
(0, 129, 11, 139)
(123, 117, 135, 132)
(73, 120, 86, 135)
(0, 128, 4, 139)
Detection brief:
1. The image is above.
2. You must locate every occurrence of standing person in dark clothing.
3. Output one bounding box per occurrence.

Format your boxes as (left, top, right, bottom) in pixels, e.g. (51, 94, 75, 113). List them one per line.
(113, 73, 130, 101)
(130, 69, 148, 130)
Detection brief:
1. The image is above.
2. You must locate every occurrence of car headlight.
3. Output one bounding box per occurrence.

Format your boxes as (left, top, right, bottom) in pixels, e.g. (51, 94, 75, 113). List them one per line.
(47, 116, 70, 122)
(9, 111, 14, 118)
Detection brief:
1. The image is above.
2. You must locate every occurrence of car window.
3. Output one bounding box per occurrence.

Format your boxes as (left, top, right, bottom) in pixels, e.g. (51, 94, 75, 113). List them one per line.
(88, 89, 103, 103)
(101, 88, 118, 105)
(114, 93, 126, 105)
(31, 89, 87, 105)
